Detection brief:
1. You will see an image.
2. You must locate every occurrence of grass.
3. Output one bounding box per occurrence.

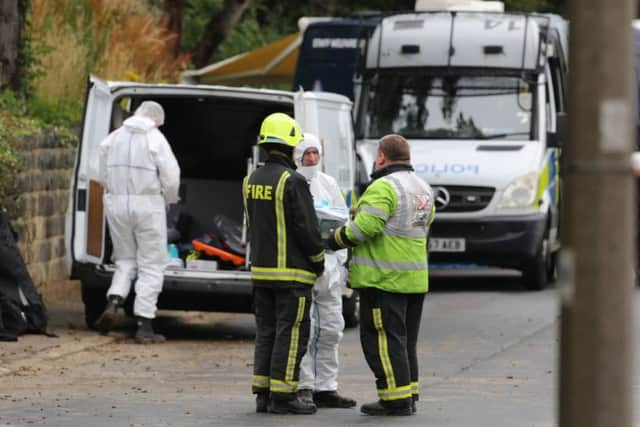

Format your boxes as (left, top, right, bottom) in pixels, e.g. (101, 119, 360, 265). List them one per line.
(27, 0, 190, 126)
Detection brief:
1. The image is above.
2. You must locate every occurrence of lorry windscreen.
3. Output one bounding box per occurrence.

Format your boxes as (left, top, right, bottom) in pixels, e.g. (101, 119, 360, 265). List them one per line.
(358, 73, 535, 140)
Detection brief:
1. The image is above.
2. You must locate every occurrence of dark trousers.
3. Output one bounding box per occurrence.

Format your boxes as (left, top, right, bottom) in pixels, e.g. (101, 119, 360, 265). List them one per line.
(252, 285, 311, 401)
(359, 287, 426, 405)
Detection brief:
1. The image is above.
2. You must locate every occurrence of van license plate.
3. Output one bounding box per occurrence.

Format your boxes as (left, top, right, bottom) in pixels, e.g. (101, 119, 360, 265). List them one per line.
(429, 238, 465, 252)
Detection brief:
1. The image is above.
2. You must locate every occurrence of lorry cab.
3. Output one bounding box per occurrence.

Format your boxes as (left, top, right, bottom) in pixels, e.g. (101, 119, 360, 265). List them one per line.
(354, 11, 568, 289)
(65, 77, 355, 327)
(293, 15, 380, 100)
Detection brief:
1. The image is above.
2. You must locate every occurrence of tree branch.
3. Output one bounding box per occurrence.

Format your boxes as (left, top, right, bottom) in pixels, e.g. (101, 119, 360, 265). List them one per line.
(192, 0, 252, 68)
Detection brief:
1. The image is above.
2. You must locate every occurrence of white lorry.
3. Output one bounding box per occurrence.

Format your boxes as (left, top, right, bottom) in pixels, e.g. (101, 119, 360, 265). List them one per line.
(354, 8, 568, 289)
(65, 77, 355, 327)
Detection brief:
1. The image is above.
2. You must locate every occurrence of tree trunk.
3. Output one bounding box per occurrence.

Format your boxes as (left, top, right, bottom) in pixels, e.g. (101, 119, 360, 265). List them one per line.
(164, 0, 186, 56)
(309, 0, 337, 16)
(0, 0, 22, 92)
(192, 0, 252, 68)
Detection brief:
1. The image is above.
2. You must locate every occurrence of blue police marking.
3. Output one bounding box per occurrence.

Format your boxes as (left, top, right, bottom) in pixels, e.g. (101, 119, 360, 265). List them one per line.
(414, 163, 480, 175)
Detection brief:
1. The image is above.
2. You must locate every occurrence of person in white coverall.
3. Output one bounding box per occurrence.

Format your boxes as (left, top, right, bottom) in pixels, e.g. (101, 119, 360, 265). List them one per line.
(94, 101, 180, 344)
(295, 133, 357, 409)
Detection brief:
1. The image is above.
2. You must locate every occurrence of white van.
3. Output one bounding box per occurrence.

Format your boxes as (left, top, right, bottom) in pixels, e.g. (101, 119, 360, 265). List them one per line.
(354, 11, 568, 289)
(65, 76, 355, 327)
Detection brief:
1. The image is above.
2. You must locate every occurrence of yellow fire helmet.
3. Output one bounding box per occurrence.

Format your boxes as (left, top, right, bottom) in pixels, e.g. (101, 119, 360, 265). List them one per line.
(258, 112, 303, 148)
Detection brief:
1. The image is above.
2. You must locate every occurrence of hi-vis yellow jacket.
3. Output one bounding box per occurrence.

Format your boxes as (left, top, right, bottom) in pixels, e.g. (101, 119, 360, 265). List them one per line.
(329, 164, 435, 293)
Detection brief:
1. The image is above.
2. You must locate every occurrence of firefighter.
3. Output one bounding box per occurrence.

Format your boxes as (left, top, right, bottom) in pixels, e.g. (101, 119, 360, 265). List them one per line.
(243, 113, 325, 415)
(327, 134, 435, 416)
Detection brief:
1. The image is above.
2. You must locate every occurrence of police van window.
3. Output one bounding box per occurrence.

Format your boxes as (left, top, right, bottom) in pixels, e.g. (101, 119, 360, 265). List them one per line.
(360, 73, 534, 140)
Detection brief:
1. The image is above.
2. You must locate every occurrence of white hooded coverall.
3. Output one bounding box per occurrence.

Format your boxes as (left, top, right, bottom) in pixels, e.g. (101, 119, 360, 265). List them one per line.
(296, 134, 349, 392)
(96, 103, 180, 319)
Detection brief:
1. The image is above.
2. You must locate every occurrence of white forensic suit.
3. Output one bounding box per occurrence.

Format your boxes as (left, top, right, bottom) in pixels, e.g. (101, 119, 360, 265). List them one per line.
(295, 136, 349, 393)
(96, 109, 180, 319)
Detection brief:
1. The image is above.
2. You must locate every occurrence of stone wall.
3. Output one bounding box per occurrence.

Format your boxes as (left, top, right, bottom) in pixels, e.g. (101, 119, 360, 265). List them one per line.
(11, 130, 77, 296)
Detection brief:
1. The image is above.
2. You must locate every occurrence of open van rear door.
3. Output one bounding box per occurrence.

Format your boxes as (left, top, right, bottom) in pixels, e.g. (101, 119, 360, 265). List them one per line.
(69, 75, 114, 267)
(294, 91, 356, 204)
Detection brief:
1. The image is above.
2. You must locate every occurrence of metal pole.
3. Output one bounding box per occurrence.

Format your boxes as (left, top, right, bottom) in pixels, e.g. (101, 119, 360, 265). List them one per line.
(559, 1, 636, 426)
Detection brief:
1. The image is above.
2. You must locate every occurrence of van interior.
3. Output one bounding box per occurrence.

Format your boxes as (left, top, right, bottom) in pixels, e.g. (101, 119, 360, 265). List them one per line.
(106, 94, 294, 271)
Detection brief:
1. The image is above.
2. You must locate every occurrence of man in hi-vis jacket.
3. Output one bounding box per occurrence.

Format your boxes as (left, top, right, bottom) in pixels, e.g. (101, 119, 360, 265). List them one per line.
(327, 134, 435, 416)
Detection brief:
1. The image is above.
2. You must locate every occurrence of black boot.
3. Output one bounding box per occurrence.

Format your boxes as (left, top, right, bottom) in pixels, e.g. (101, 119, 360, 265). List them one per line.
(256, 392, 269, 413)
(297, 389, 314, 405)
(412, 394, 418, 413)
(94, 295, 124, 334)
(134, 316, 166, 344)
(269, 396, 317, 415)
(313, 390, 357, 408)
(360, 399, 412, 416)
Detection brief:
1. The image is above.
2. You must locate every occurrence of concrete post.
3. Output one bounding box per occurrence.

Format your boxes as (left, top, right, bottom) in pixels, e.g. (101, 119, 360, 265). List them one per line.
(559, 1, 636, 426)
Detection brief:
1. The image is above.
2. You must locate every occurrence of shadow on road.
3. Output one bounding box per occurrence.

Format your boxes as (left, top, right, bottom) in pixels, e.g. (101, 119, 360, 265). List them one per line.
(429, 272, 555, 293)
(154, 312, 255, 341)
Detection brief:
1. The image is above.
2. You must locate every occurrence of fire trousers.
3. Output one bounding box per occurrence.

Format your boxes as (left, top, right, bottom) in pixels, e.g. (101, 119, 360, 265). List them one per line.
(358, 287, 426, 404)
(252, 285, 311, 401)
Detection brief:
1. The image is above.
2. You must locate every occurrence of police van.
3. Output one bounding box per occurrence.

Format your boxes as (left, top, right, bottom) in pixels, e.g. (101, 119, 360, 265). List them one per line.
(354, 8, 568, 289)
(65, 77, 355, 327)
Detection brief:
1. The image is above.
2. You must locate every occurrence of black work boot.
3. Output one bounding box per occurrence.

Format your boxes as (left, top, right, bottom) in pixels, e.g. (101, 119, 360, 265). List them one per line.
(360, 399, 412, 416)
(269, 396, 317, 415)
(256, 392, 269, 413)
(134, 316, 166, 344)
(297, 389, 314, 405)
(313, 390, 357, 408)
(94, 295, 124, 334)
(412, 395, 418, 413)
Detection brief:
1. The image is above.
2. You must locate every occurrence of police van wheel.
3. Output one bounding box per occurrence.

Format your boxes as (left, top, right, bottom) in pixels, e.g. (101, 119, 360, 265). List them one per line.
(522, 239, 549, 291)
(546, 252, 558, 283)
(81, 282, 107, 330)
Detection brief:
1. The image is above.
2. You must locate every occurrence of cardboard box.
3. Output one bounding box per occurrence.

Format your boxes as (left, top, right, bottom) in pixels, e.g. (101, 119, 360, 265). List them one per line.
(186, 259, 218, 272)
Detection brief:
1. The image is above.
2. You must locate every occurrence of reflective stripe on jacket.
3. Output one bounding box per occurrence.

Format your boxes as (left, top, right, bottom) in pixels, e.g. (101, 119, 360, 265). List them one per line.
(345, 165, 435, 293)
(243, 154, 324, 286)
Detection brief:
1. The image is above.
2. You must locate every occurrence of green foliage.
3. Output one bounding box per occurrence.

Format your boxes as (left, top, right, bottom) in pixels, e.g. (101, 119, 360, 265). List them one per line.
(182, 0, 223, 53)
(214, 6, 294, 62)
(0, 136, 19, 214)
(504, 0, 563, 13)
(27, 97, 81, 128)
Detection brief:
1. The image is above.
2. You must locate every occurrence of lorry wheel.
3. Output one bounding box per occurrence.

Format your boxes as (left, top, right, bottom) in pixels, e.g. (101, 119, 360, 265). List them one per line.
(342, 291, 359, 328)
(81, 282, 106, 330)
(522, 238, 549, 291)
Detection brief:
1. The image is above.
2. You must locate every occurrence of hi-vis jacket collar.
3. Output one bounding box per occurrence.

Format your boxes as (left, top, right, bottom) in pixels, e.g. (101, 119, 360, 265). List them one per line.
(370, 163, 414, 180)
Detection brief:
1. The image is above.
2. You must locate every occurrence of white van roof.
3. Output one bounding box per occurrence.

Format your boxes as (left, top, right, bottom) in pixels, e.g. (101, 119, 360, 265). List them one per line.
(91, 78, 351, 106)
(414, 0, 505, 12)
(365, 12, 545, 71)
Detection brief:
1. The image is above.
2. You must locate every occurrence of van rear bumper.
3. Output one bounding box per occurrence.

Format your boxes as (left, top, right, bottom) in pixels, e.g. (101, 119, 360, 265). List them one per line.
(77, 264, 254, 313)
(428, 213, 547, 270)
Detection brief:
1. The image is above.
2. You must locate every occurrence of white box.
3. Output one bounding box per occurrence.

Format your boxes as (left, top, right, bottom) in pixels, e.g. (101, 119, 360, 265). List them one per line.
(186, 259, 218, 272)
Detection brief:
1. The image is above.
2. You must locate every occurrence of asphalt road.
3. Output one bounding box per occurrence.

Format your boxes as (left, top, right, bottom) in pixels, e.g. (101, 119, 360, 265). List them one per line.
(0, 277, 638, 427)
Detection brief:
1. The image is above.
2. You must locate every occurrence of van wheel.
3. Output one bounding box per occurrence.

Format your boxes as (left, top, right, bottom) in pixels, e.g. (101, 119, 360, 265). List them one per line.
(546, 252, 558, 283)
(81, 282, 106, 330)
(342, 291, 359, 328)
(522, 238, 549, 291)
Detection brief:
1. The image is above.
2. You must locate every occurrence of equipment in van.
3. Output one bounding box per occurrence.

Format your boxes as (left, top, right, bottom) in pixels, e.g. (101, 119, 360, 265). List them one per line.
(192, 239, 246, 267)
(211, 214, 246, 256)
